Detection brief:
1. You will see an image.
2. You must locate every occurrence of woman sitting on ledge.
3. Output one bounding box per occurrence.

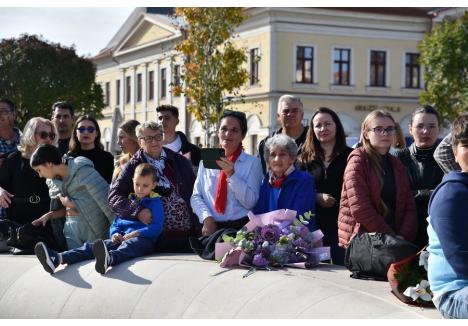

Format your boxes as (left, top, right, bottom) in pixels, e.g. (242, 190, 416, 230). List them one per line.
(190, 110, 263, 259)
(253, 133, 316, 230)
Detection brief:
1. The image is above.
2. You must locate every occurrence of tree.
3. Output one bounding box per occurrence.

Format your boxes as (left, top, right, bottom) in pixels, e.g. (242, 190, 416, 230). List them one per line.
(419, 12, 468, 124)
(0, 34, 104, 129)
(173, 8, 249, 146)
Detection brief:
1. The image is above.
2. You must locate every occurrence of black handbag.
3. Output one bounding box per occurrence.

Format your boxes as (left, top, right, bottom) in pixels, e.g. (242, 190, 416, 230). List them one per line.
(344, 232, 419, 281)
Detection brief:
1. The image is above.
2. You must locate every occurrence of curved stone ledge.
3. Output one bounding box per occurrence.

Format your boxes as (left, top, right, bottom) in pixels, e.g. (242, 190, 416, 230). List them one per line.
(0, 253, 440, 318)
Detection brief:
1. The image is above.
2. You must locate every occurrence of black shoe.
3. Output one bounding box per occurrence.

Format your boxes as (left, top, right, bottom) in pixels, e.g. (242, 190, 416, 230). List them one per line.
(92, 239, 110, 274)
(34, 242, 60, 274)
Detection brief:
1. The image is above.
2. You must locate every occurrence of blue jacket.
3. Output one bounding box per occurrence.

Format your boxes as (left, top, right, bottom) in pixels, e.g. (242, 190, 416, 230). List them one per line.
(427, 172, 468, 305)
(253, 168, 316, 230)
(110, 192, 164, 240)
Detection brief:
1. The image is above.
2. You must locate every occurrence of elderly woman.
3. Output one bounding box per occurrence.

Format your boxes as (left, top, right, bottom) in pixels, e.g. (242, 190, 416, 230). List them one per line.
(112, 119, 141, 181)
(67, 115, 114, 184)
(30, 144, 113, 249)
(254, 134, 316, 230)
(190, 110, 263, 259)
(395, 106, 444, 248)
(109, 121, 196, 252)
(0, 117, 59, 253)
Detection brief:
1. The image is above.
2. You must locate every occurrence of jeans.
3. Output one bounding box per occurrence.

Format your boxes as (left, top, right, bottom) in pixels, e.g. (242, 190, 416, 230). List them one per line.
(438, 287, 468, 319)
(61, 237, 155, 267)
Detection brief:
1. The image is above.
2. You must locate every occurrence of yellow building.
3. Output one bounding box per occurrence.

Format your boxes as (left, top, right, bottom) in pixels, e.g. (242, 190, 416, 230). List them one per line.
(94, 7, 434, 154)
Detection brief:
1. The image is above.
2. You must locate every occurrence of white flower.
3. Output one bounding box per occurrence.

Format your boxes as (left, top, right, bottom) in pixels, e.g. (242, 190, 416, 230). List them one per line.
(403, 280, 432, 301)
(262, 241, 269, 248)
(419, 251, 429, 271)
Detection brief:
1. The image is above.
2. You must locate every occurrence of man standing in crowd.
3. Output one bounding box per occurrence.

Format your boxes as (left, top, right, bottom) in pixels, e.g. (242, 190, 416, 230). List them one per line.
(0, 98, 21, 157)
(156, 104, 201, 168)
(51, 101, 75, 155)
(0, 98, 21, 220)
(258, 94, 308, 173)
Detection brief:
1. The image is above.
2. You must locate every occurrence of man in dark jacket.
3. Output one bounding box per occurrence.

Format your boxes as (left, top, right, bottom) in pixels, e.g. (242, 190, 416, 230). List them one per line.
(51, 101, 75, 155)
(156, 104, 201, 168)
(257, 95, 308, 173)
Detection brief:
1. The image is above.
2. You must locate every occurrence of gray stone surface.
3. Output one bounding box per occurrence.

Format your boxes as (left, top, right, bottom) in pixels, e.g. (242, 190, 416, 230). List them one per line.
(0, 253, 441, 318)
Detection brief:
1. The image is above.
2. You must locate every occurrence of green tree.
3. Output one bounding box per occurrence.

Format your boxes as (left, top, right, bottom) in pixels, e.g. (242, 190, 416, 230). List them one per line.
(419, 12, 468, 124)
(173, 8, 249, 146)
(0, 34, 104, 129)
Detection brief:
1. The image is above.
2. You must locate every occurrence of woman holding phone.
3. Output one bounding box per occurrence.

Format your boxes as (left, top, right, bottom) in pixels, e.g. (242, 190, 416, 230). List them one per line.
(191, 110, 263, 237)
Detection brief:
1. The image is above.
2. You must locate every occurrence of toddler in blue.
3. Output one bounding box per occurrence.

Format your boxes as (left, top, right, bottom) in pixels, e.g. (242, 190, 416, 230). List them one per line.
(35, 163, 164, 274)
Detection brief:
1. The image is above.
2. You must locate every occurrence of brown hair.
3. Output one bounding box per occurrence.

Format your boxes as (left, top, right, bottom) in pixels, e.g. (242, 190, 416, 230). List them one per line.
(393, 122, 406, 149)
(134, 163, 158, 183)
(69, 115, 103, 152)
(298, 107, 347, 164)
(452, 113, 468, 147)
(361, 110, 396, 217)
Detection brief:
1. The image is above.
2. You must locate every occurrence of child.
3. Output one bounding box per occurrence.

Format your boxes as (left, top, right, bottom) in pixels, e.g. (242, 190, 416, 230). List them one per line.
(427, 114, 468, 319)
(35, 163, 164, 275)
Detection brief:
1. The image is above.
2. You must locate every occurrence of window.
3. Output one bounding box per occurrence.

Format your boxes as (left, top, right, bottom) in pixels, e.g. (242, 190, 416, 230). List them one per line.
(116, 80, 120, 105)
(104, 82, 110, 106)
(250, 48, 259, 85)
(136, 73, 142, 102)
(173, 65, 181, 87)
(296, 46, 314, 83)
(125, 76, 131, 103)
(160, 68, 166, 98)
(405, 53, 420, 89)
(148, 71, 154, 100)
(370, 50, 386, 87)
(333, 48, 351, 85)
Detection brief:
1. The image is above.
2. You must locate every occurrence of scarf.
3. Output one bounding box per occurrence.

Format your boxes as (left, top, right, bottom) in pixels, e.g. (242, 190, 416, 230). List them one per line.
(144, 149, 172, 192)
(214, 146, 242, 214)
(268, 165, 295, 188)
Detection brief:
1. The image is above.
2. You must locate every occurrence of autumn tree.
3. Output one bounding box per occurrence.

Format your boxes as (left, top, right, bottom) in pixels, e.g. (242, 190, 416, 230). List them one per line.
(173, 8, 249, 146)
(419, 12, 468, 124)
(0, 34, 104, 128)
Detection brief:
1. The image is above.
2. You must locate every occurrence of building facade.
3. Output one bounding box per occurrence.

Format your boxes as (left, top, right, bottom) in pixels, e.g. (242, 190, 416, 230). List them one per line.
(94, 7, 435, 154)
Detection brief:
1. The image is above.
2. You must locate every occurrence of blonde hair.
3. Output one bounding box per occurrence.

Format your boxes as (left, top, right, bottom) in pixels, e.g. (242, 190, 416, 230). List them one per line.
(361, 110, 396, 217)
(18, 117, 58, 158)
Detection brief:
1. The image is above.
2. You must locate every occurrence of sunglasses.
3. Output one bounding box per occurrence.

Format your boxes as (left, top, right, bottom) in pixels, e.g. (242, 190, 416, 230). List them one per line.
(36, 131, 56, 140)
(77, 126, 96, 133)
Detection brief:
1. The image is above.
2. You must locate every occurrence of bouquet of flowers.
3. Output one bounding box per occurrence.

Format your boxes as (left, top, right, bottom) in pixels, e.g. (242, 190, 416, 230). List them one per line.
(387, 249, 434, 306)
(215, 209, 330, 272)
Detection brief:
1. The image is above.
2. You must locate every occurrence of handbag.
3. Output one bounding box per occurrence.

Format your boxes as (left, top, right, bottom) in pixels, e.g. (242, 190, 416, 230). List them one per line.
(344, 232, 419, 280)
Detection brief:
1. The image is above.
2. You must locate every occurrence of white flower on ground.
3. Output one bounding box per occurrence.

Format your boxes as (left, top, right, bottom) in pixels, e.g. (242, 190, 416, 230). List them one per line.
(419, 251, 429, 271)
(403, 280, 432, 301)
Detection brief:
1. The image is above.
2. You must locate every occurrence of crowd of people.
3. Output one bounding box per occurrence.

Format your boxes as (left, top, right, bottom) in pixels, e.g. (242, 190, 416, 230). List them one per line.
(0, 96, 466, 318)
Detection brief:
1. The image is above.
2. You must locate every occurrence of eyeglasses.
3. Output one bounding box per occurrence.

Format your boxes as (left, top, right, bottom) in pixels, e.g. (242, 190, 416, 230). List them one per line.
(0, 109, 13, 116)
(139, 134, 163, 143)
(77, 126, 96, 133)
(370, 126, 396, 135)
(36, 131, 56, 140)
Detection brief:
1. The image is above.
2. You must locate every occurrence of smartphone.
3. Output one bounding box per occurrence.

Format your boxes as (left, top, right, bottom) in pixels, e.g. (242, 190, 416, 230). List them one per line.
(201, 148, 226, 169)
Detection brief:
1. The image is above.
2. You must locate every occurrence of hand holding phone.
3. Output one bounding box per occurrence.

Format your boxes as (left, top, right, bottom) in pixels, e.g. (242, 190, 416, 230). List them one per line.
(201, 148, 225, 169)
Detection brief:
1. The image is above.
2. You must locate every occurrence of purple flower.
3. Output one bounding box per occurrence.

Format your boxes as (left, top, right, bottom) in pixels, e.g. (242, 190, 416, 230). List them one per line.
(261, 225, 281, 243)
(252, 253, 269, 267)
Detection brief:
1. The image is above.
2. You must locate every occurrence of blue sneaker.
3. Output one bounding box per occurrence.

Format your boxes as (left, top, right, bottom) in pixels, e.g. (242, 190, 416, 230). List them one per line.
(92, 239, 110, 274)
(34, 242, 60, 274)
